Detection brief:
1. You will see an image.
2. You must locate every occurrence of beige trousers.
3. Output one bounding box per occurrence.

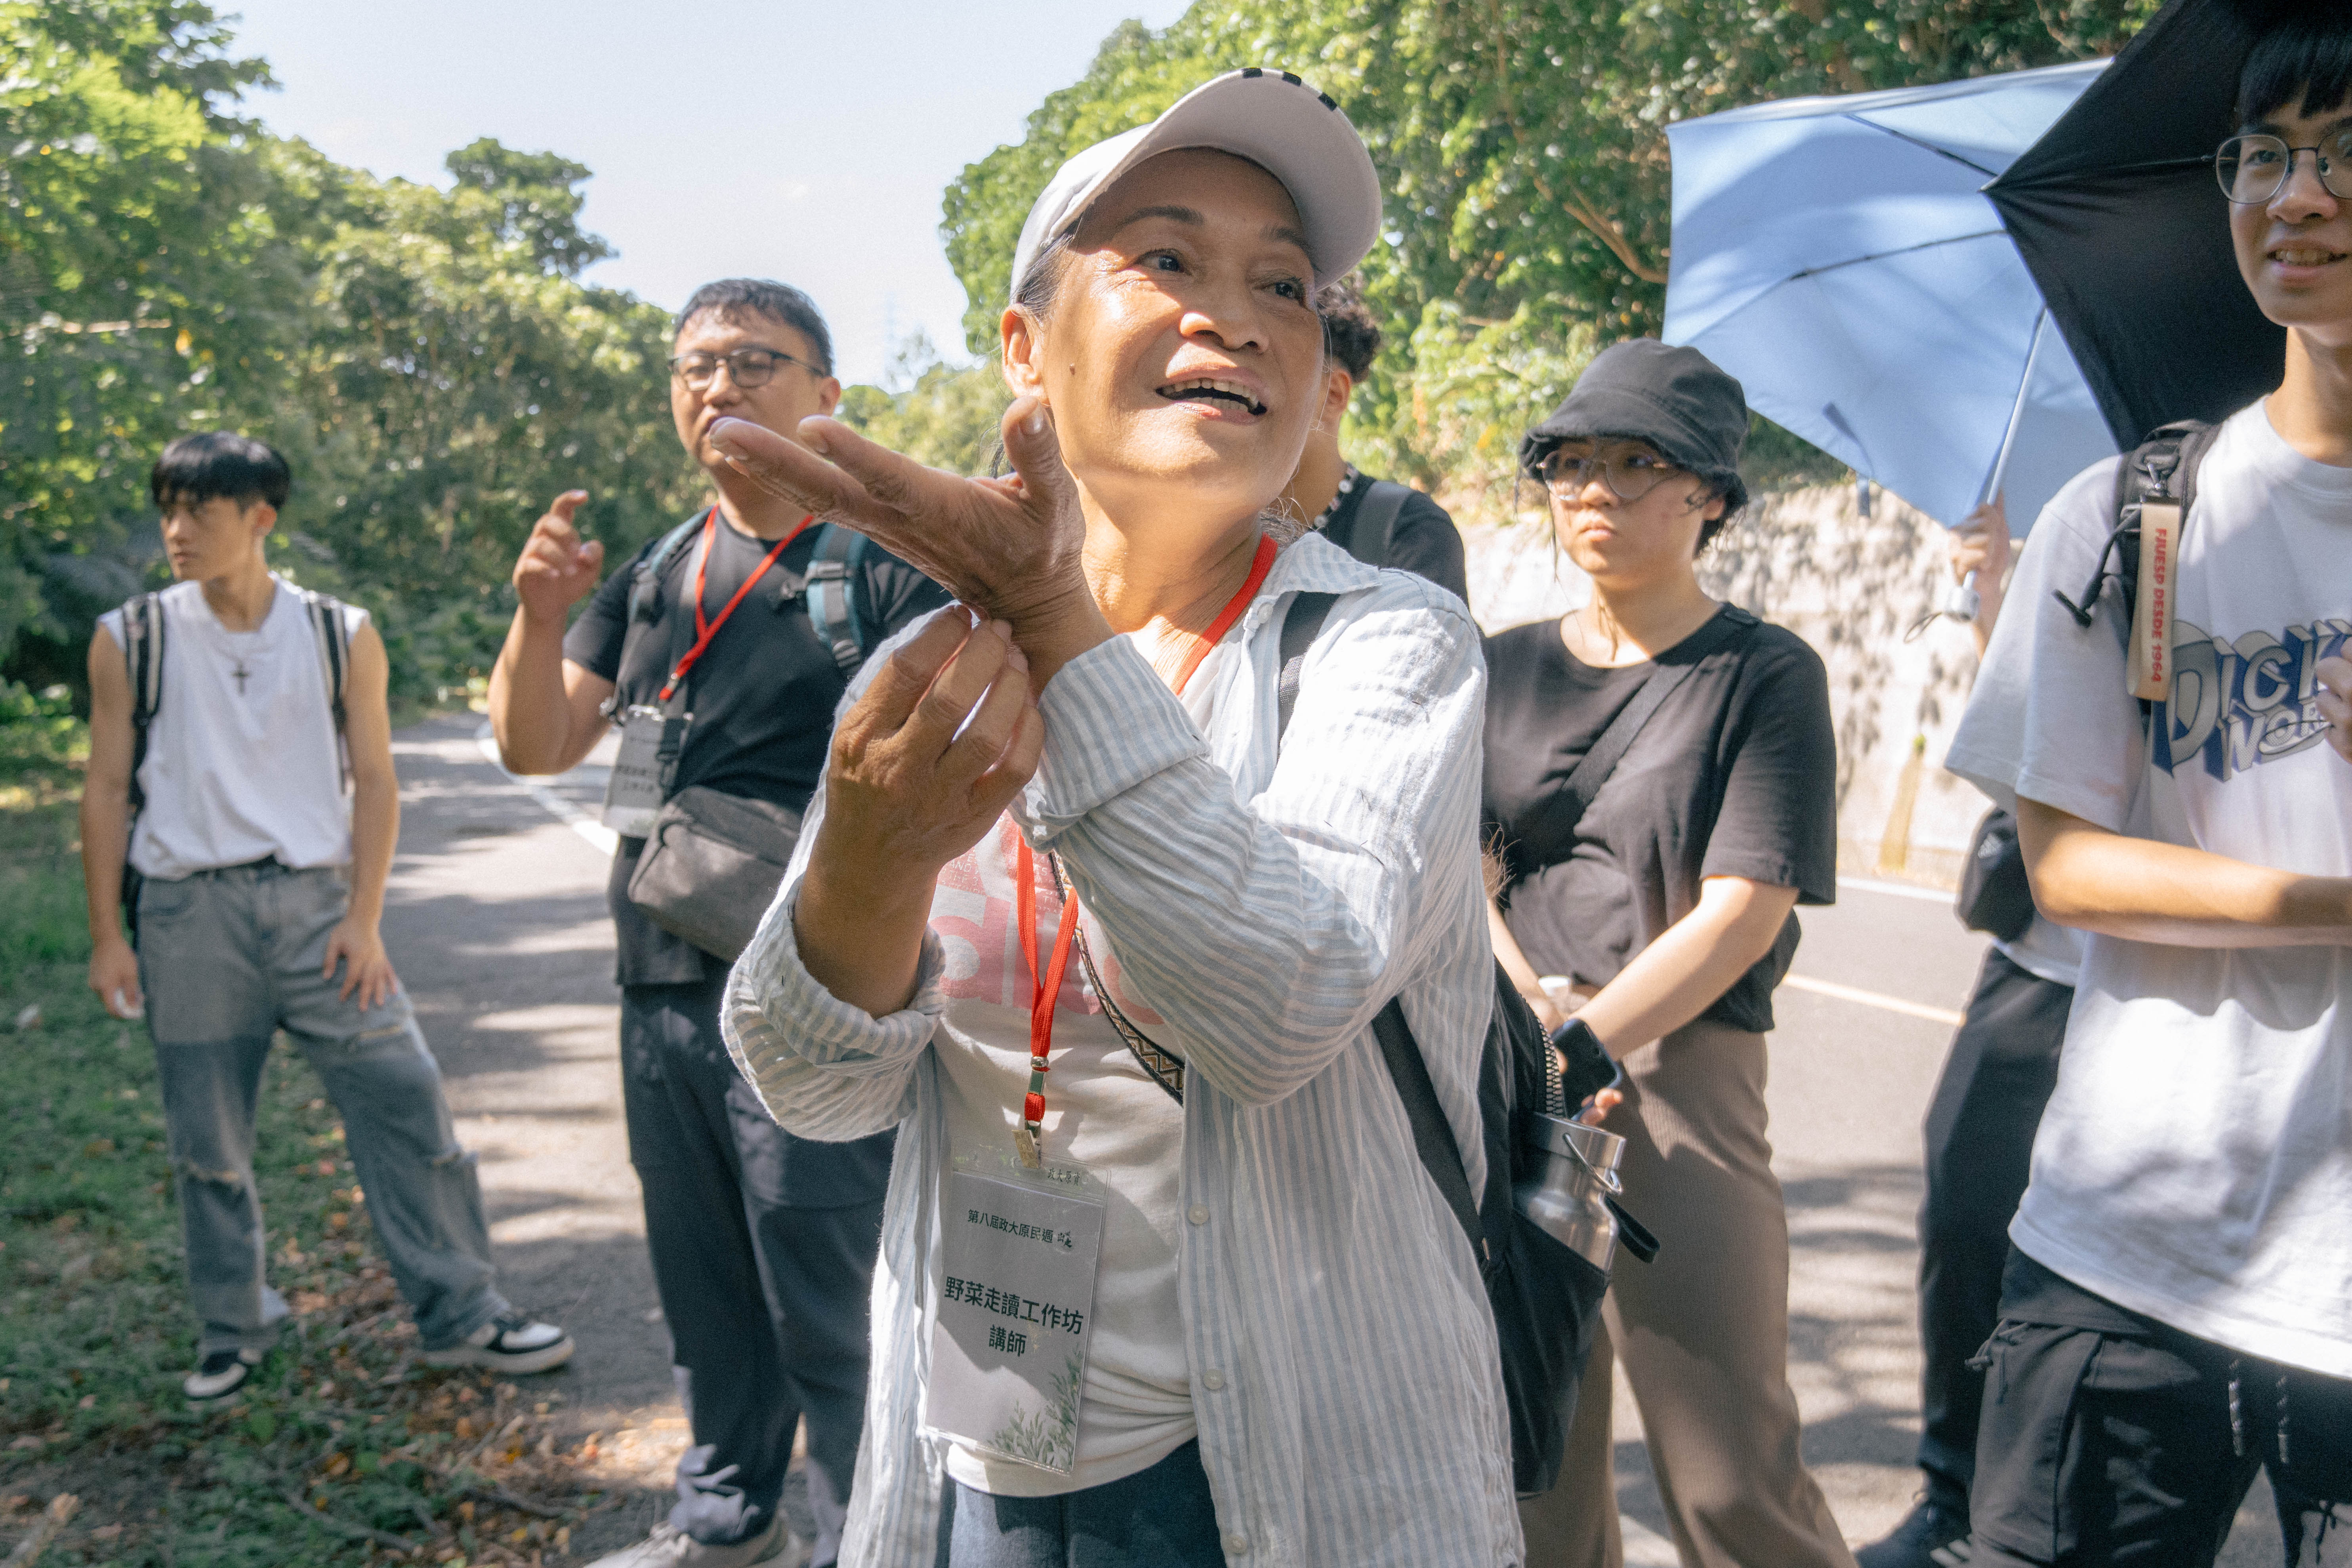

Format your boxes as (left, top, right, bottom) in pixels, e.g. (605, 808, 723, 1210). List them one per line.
(1518, 1018, 1856, 1568)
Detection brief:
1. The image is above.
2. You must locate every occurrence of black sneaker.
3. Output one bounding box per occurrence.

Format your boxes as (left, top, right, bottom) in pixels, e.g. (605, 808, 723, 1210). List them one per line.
(1856, 1496, 1974, 1568)
(420, 1312, 575, 1374)
(184, 1347, 264, 1401)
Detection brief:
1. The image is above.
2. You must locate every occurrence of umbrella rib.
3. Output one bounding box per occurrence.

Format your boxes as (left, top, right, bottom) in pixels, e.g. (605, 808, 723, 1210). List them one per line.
(1784, 229, 2007, 282)
(1844, 114, 2001, 178)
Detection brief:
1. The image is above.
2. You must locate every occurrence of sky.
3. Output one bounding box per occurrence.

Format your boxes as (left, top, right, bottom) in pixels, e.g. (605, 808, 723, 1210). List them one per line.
(220, 0, 1195, 387)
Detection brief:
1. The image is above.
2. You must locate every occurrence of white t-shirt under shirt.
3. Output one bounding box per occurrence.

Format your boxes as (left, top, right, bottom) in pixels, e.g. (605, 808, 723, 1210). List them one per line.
(927, 637, 1238, 1497)
(100, 577, 366, 881)
(1947, 399, 2352, 1378)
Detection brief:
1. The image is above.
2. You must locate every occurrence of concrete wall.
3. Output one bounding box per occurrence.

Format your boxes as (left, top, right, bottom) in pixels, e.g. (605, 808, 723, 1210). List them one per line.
(1454, 483, 1991, 888)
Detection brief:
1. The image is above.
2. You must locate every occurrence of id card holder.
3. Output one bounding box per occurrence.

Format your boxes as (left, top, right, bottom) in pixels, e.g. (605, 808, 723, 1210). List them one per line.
(602, 704, 673, 838)
(923, 1150, 1107, 1475)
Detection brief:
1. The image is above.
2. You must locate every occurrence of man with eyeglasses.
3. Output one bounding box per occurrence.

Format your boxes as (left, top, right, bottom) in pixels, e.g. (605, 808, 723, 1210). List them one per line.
(1942, 13, 2352, 1566)
(488, 279, 948, 1568)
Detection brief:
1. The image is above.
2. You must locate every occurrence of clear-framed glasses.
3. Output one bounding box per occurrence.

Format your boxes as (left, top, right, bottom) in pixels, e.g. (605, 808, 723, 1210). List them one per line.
(2214, 129, 2352, 204)
(1539, 446, 1682, 503)
(668, 347, 822, 391)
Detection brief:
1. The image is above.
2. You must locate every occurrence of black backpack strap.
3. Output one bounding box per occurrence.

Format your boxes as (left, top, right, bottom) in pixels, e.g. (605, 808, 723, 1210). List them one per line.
(2056, 419, 2218, 631)
(1511, 607, 1758, 862)
(1370, 998, 1488, 1261)
(298, 589, 353, 793)
(1343, 481, 1414, 572)
(608, 515, 708, 715)
(804, 523, 870, 676)
(1276, 591, 1340, 740)
(120, 592, 164, 818)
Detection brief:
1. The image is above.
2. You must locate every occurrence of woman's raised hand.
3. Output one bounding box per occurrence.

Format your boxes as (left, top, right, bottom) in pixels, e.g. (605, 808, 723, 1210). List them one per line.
(709, 396, 1112, 687)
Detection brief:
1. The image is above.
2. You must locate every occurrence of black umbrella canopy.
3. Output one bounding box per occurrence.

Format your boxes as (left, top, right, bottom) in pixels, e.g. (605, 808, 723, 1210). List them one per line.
(1987, 0, 2291, 448)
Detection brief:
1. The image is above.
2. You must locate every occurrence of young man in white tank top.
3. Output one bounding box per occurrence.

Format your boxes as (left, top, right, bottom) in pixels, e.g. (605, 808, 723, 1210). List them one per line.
(78, 433, 572, 1402)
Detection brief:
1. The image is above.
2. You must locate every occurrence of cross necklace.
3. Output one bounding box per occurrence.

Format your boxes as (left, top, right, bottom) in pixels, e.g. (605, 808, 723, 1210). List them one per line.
(232, 660, 252, 696)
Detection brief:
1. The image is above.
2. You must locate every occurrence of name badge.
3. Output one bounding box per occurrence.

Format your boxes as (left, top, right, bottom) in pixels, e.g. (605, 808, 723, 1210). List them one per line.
(924, 1152, 1106, 1475)
(602, 705, 671, 838)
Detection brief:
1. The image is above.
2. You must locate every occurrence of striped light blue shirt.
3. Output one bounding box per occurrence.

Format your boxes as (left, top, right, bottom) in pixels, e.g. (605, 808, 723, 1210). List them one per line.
(725, 532, 1521, 1567)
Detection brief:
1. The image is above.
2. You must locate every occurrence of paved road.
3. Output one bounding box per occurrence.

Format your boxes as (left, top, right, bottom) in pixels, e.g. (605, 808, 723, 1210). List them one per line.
(383, 712, 2285, 1565)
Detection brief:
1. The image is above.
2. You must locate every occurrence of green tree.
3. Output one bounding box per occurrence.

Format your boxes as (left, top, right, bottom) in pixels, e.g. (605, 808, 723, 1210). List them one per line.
(939, 0, 2162, 505)
(0, 0, 292, 674)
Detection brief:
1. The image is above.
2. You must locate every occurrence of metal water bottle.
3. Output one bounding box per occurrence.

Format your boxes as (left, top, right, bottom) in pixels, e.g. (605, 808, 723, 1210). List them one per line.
(1512, 1112, 1626, 1272)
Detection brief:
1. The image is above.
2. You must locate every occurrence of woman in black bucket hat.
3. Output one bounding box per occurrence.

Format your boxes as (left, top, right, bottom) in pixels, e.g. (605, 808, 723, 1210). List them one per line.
(1484, 340, 1855, 1568)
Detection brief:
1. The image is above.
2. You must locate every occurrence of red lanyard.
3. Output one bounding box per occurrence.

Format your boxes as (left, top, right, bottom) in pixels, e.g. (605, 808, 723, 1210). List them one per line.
(656, 507, 814, 702)
(1011, 532, 1275, 1160)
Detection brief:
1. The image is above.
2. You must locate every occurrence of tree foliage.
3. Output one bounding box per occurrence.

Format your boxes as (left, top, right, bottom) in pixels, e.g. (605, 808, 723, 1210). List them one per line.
(1, 1, 696, 706)
(940, 0, 2163, 503)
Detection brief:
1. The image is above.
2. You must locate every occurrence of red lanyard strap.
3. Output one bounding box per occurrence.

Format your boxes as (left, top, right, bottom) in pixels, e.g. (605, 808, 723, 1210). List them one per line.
(657, 507, 813, 702)
(1016, 840, 1082, 1159)
(1008, 532, 1272, 1162)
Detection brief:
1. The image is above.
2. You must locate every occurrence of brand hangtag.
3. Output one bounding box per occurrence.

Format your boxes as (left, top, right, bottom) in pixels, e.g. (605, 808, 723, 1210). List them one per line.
(2130, 502, 2180, 701)
(923, 1151, 1106, 1475)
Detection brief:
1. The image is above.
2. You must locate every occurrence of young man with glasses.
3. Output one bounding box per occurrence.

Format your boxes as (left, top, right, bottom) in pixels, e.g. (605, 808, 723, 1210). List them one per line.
(1945, 16, 2352, 1564)
(488, 280, 948, 1568)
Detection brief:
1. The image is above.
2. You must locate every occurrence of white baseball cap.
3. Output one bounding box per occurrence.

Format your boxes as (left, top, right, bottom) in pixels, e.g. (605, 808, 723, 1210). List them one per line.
(1007, 68, 1383, 305)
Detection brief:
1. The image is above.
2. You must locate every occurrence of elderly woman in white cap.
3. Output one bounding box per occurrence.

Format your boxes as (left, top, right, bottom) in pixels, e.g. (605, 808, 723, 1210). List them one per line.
(713, 71, 1518, 1568)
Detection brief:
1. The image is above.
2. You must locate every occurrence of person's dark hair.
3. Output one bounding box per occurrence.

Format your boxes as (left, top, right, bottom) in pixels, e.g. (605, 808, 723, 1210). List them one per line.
(2236, 11, 2352, 128)
(1316, 274, 1382, 383)
(149, 432, 291, 512)
(674, 279, 835, 376)
(1011, 232, 1077, 324)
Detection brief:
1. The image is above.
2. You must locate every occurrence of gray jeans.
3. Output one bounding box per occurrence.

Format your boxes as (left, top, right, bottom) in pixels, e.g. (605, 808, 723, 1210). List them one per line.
(137, 860, 507, 1356)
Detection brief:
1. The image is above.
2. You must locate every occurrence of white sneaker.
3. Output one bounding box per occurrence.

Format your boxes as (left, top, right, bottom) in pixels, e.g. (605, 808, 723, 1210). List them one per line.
(418, 1312, 576, 1374)
(183, 1347, 265, 1400)
(584, 1516, 806, 1568)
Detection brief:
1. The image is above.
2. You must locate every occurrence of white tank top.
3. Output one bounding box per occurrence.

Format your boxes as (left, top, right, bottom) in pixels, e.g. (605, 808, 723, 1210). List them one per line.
(102, 577, 366, 880)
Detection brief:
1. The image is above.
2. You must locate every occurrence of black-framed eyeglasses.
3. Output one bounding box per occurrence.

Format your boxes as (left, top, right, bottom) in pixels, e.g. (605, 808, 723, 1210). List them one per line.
(668, 347, 823, 391)
(1538, 446, 1683, 503)
(2215, 130, 2352, 204)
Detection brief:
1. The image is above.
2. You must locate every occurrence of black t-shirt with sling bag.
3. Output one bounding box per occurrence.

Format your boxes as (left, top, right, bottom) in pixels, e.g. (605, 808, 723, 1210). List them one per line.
(1482, 606, 1839, 1035)
(565, 513, 948, 986)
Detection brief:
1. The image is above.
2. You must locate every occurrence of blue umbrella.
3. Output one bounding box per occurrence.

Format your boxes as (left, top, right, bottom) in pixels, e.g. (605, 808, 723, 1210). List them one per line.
(1663, 61, 2118, 531)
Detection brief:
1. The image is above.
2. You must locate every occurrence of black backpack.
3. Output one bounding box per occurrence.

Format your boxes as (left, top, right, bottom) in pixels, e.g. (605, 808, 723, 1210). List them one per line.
(1289, 591, 1657, 1497)
(116, 585, 354, 942)
(1316, 477, 1413, 570)
(1959, 421, 2224, 944)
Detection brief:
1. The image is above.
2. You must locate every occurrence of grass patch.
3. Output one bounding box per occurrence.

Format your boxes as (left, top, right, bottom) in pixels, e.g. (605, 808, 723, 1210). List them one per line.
(0, 712, 606, 1565)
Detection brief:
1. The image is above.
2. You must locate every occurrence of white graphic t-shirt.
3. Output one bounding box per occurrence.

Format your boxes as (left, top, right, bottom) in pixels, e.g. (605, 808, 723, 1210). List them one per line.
(1947, 399, 2352, 1377)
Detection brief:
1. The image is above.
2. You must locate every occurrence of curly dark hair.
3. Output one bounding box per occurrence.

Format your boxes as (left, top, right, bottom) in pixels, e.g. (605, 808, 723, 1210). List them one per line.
(1315, 273, 1383, 384)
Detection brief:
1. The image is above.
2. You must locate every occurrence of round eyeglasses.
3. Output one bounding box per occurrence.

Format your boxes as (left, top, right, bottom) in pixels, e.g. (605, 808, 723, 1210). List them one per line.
(1539, 447, 1682, 503)
(2215, 130, 2352, 205)
(669, 347, 823, 391)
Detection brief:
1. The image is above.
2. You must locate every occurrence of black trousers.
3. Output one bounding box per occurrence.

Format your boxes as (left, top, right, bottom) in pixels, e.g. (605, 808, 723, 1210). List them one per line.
(1914, 948, 2071, 1507)
(1972, 1249, 2350, 1566)
(622, 975, 895, 1561)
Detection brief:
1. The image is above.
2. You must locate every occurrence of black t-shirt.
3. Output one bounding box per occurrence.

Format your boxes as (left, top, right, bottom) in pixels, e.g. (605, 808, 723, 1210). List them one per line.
(1318, 473, 1470, 604)
(1481, 608, 1838, 1034)
(566, 511, 949, 986)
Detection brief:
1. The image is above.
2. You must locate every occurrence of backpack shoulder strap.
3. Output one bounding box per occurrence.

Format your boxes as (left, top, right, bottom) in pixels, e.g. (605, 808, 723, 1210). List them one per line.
(1346, 481, 1415, 572)
(1369, 998, 1487, 1259)
(626, 516, 706, 626)
(2059, 419, 2218, 631)
(120, 592, 164, 817)
(296, 587, 354, 793)
(1276, 591, 1341, 741)
(804, 522, 872, 676)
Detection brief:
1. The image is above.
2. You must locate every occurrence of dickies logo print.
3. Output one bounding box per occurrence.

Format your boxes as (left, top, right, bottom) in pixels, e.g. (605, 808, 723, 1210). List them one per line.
(2155, 618, 2352, 782)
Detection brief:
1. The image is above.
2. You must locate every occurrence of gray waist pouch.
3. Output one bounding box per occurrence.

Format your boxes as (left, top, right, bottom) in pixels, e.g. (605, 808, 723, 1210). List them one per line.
(625, 785, 804, 962)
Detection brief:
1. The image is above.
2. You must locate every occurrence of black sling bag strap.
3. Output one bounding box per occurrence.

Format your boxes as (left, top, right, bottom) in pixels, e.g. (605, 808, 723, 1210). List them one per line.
(119, 593, 164, 944)
(1510, 605, 1759, 869)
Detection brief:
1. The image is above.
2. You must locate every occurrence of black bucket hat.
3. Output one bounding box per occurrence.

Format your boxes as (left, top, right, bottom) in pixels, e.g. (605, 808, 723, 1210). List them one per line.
(1518, 339, 1751, 513)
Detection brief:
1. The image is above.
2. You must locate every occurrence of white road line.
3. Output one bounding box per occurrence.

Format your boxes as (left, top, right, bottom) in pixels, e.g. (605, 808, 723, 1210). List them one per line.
(1836, 874, 1955, 904)
(1781, 972, 1964, 1027)
(471, 721, 618, 856)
